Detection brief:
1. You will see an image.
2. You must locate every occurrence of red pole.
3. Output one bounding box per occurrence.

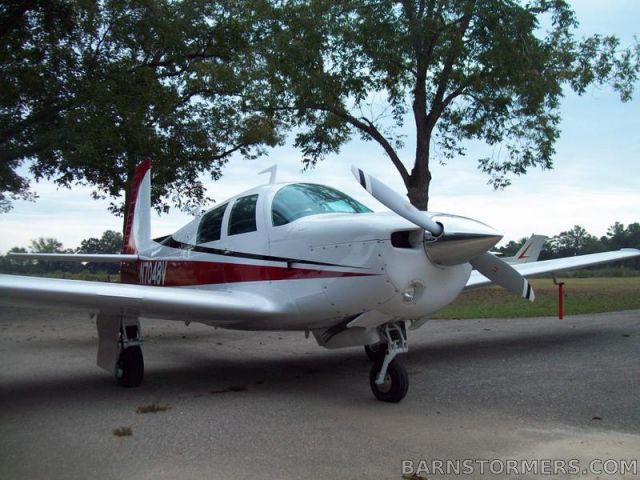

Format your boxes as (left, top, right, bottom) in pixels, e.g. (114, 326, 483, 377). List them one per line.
(558, 282, 564, 320)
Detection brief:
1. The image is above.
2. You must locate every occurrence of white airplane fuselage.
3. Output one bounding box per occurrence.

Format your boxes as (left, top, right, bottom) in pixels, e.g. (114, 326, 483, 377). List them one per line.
(125, 182, 472, 331)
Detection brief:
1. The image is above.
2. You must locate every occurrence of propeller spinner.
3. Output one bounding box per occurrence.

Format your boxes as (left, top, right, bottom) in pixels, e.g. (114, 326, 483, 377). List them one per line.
(351, 166, 534, 302)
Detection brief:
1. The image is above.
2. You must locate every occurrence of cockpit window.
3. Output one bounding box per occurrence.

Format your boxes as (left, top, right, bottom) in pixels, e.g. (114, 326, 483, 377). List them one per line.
(272, 183, 371, 226)
(197, 203, 227, 244)
(228, 194, 259, 235)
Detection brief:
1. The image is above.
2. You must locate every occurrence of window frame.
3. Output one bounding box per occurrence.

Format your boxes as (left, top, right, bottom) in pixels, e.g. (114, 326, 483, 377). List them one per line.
(195, 203, 228, 244)
(227, 194, 259, 236)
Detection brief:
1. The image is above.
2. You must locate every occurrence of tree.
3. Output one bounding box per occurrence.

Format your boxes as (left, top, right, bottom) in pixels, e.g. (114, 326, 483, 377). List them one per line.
(601, 221, 640, 269)
(77, 230, 123, 255)
(77, 230, 123, 273)
(548, 225, 602, 258)
(255, 0, 640, 208)
(495, 237, 526, 257)
(1, 1, 282, 217)
(29, 237, 64, 254)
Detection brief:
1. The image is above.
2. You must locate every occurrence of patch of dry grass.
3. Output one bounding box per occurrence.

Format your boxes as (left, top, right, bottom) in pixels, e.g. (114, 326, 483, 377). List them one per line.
(112, 427, 132, 437)
(136, 401, 171, 414)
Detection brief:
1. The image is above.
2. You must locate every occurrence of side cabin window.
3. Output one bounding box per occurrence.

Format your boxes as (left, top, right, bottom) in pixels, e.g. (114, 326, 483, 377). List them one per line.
(228, 194, 258, 236)
(196, 203, 227, 244)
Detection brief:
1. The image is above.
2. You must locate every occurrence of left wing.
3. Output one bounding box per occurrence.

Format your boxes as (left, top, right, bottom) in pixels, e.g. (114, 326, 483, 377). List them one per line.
(0, 274, 282, 325)
(466, 249, 640, 289)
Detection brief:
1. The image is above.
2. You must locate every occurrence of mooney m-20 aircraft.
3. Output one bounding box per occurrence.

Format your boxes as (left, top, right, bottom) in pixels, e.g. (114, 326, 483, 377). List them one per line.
(1, 161, 638, 402)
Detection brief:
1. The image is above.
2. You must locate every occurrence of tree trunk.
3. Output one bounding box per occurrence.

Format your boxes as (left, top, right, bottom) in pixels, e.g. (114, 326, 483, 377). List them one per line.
(405, 168, 431, 211)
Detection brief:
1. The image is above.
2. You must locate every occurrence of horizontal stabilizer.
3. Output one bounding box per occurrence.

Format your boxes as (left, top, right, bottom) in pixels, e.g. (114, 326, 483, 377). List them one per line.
(8, 253, 138, 263)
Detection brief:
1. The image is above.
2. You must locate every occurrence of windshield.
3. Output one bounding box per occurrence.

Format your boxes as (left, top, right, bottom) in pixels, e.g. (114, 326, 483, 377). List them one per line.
(272, 183, 372, 226)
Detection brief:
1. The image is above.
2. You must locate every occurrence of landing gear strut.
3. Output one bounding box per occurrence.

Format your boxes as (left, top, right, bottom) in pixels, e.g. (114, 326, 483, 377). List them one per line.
(115, 322, 144, 387)
(369, 322, 409, 403)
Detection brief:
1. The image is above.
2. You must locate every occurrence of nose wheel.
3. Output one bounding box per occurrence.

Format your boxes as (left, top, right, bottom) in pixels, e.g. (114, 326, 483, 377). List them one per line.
(369, 322, 409, 402)
(369, 358, 408, 402)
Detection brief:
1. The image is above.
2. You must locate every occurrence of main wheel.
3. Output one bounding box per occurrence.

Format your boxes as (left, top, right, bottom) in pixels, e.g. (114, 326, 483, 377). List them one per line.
(116, 346, 144, 388)
(369, 359, 409, 403)
(364, 342, 387, 362)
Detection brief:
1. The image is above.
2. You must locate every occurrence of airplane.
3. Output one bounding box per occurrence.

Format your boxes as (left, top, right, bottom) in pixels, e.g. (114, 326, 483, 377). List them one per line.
(493, 234, 548, 264)
(1, 160, 638, 402)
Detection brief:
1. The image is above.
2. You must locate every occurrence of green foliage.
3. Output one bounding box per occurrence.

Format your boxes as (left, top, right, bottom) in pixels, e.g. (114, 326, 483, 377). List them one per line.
(548, 225, 603, 257)
(497, 221, 640, 269)
(30, 237, 64, 253)
(77, 229, 123, 273)
(1, 1, 639, 215)
(0, 229, 122, 275)
(254, 0, 640, 207)
(495, 237, 527, 257)
(0, 1, 283, 216)
(77, 230, 122, 254)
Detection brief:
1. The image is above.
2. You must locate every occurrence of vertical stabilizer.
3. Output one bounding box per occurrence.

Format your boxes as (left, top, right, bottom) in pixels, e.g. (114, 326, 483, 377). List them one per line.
(505, 234, 547, 264)
(122, 160, 152, 254)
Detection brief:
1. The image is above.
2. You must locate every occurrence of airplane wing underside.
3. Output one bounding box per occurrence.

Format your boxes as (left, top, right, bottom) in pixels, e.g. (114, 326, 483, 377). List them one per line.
(466, 248, 640, 289)
(0, 274, 282, 325)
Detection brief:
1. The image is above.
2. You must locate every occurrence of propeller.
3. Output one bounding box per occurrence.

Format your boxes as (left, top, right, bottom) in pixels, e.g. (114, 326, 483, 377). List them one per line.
(351, 166, 535, 302)
(470, 252, 535, 302)
(351, 166, 443, 237)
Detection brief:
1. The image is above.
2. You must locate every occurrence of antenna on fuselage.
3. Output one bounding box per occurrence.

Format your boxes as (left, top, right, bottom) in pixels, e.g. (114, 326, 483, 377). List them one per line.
(258, 164, 278, 185)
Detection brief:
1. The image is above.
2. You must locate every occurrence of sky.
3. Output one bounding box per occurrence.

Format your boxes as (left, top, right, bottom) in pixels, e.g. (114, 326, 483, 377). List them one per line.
(1, 1, 639, 254)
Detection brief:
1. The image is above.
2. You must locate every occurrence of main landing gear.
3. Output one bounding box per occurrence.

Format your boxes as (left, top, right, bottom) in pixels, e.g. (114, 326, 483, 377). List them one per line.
(115, 321, 144, 387)
(96, 312, 144, 387)
(366, 322, 409, 403)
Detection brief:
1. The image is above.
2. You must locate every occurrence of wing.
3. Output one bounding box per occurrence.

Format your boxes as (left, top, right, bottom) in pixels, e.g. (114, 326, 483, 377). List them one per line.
(0, 274, 281, 324)
(466, 248, 640, 289)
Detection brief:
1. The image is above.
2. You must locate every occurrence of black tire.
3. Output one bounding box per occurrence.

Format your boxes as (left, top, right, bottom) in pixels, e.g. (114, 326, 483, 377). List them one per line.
(364, 343, 387, 362)
(369, 358, 409, 403)
(116, 346, 144, 388)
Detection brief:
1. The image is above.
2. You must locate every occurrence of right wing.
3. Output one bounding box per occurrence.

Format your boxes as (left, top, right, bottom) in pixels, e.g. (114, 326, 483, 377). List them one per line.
(467, 248, 640, 289)
(0, 274, 282, 325)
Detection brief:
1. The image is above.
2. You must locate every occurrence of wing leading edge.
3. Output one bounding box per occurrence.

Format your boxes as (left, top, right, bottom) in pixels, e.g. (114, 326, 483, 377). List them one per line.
(466, 248, 640, 289)
(0, 274, 282, 325)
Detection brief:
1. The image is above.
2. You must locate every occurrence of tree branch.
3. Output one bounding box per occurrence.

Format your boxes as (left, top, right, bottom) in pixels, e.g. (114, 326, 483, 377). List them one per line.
(428, 1, 475, 130)
(327, 106, 410, 183)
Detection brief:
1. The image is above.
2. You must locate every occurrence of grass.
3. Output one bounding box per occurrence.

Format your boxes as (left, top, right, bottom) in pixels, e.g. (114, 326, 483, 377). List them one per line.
(433, 277, 640, 319)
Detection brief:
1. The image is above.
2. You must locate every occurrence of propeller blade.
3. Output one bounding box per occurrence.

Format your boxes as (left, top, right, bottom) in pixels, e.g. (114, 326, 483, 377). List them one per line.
(351, 166, 443, 237)
(471, 252, 535, 302)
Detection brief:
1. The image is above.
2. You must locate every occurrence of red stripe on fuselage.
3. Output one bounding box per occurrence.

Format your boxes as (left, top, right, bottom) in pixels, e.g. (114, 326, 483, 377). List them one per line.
(121, 260, 375, 286)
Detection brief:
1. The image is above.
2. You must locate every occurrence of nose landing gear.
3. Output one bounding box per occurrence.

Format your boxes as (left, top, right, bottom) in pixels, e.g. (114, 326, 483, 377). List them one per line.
(368, 322, 409, 403)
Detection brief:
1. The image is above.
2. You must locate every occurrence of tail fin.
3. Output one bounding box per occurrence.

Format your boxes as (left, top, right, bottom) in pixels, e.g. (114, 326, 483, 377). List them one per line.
(122, 160, 152, 254)
(506, 234, 547, 264)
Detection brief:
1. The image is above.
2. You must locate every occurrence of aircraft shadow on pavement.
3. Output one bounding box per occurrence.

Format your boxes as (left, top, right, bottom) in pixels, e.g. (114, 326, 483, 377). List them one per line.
(0, 327, 612, 410)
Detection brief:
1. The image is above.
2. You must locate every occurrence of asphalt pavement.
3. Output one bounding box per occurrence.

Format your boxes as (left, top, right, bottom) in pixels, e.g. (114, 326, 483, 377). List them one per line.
(1, 306, 639, 479)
